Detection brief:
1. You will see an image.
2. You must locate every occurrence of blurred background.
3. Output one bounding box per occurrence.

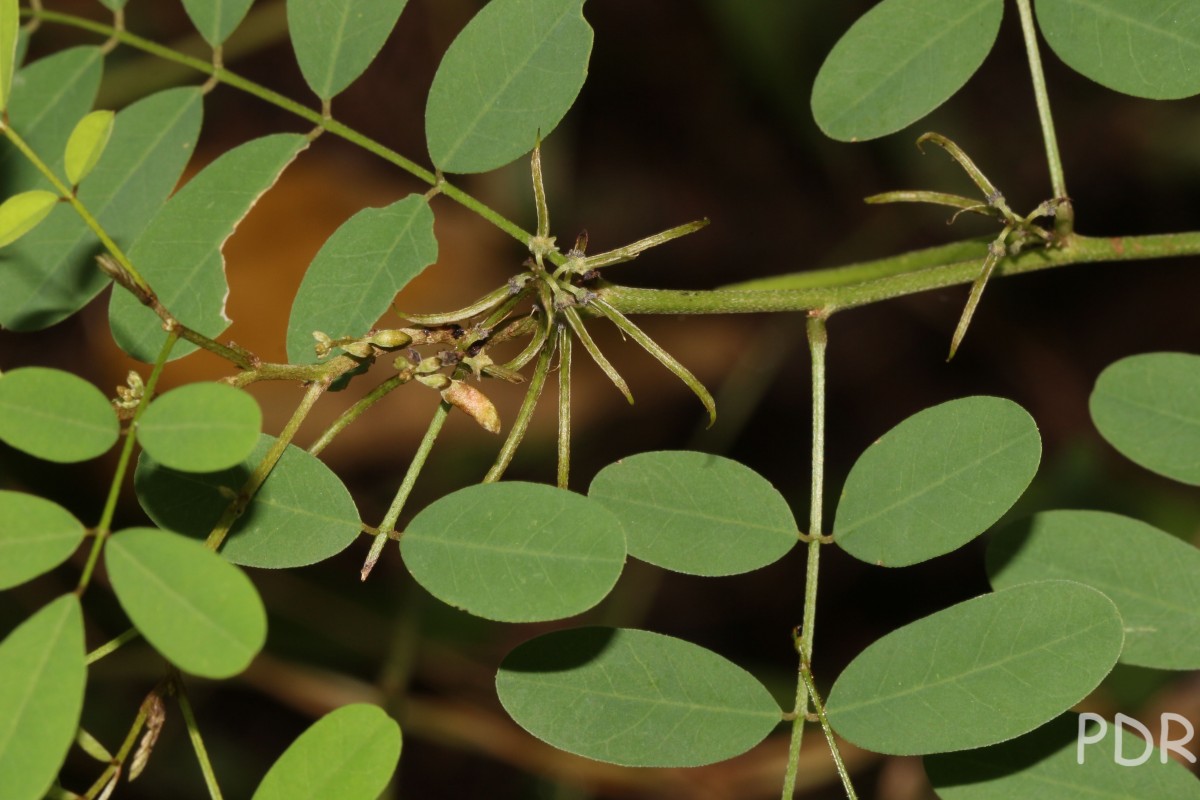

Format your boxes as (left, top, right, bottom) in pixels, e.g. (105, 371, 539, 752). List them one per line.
(3, 0, 1200, 797)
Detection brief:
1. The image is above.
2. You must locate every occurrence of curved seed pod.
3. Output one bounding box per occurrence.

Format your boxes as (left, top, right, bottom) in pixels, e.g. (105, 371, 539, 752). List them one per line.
(397, 276, 531, 326)
(562, 306, 633, 404)
(442, 380, 501, 434)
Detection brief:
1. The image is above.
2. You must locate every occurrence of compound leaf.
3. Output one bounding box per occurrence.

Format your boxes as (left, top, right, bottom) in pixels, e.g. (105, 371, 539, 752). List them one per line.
(1, 86, 202, 331)
(252, 704, 402, 800)
(834, 396, 1041, 567)
(0, 367, 119, 462)
(288, 0, 410, 101)
(1035, 0, 1200, 100)
(988, 510, 1200, 670)
(0, 595, 85, 800)
(588, 450, 797, 576)
(286, 194, 436, 365)
(109, 133, 307, 362)
(811, 0, 1003, 141)
(426, 0, 592, 173)
(497, 627, 781, 767)
(181, 0, 255, 47)
(1089, 352, 1200, 485)
(135, 434, 362, 569)
(137, 382, 262, 473)
(106, 527, 266, 678)
(0, 491, 85, 589)
(825, 581, 1123, 755)
(401, 482, 625, 622)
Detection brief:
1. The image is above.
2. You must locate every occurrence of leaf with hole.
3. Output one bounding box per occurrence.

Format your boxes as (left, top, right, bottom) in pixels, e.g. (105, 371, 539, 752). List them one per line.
(135, 434, 362, 568)
(1089, 352, 1200, 485)
(497, 627, 781, 767)
(0, 367, 119, 462)
(181, 0, 255, 47)
(109, 133, 307, 362)
(401, 482, 625, 622)
(63, 109, 115, 186)
(588, 450, 797, 576)
(925, 713, 1200, 799)
(811, 0, 1003, 141)
(0, 595, 85, 800)
(288, 0, 411, 101)
(286, 194, 437, 365)
(988, 510, 1200, 670)
(1, 87, 202, 331)
(1035, 0, 1200, 100)
(0, 190, 58, 248)
(426, 0, 592, 173)
(0, 491, 85, 589)
(252, 704, 402, 800)
(137, 382, 262, 473)
(105, 527, 267, 678)
(834, 396, 1041, 567)
(824, 580, 1123, 755)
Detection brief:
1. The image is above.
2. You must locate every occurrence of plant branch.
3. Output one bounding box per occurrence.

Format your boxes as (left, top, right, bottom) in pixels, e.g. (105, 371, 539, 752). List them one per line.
(174, 675, 224, 800)
(1015, 0, 1069, 207)
(556, 324, 571, 489)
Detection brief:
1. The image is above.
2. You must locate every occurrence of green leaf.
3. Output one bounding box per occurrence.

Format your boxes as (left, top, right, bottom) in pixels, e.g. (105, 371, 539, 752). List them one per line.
(1035, 0, 1200, 100)
(0, 367, 119, 462)
(135, 434, 362, 569)
(0, 595, 86, 800)
(425, 0, 592, 173)
(1, 87, 202, 331)
(988, 510, 1200, 670)
(833, 396, 1041, 567)
(825, 581, 1124, 755)
(105, 527, 267, 678)
(1089, 352, 1200, 485)
(811, 0, 1004, 141)
(286, 194, 437, 365)
(287, 0, 411, 101)
(252, 704, 402, 800)
(137, 383, 262, 473)
(0, 0, 18, 112)
(926, 713, 1200, 799)
(181, 0, 255, 47)
(109, 133, 307, 362)
(0, 491, 85, 589)
(63, 109, 115, 186)
(0, 190, 58, 248)
(401, 482, 625, 622)
(497, 627, 781, 767)
(587, 450, 797, 576)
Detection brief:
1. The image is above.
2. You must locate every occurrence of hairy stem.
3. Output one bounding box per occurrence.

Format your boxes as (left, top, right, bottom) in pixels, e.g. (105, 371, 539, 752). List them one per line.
(556, 324, 572, 489)
(1015, 0, 1068, 205)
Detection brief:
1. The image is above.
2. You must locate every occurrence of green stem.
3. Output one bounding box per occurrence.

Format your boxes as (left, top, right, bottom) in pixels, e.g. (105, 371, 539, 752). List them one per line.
(82, 701, 150, 800)
(309, 371, 409, 456)
(86, 627, 140, 665)
(204, 378, 327, 552)
(781, 314, 828, 799)
(1015, 0, 1068, 203)
(797, 645, 857, 800)
(484, 336, 556, 482)
(77, 331, 178, 594)
(174, 676, 224, 800)
(556, 324, 572, 489)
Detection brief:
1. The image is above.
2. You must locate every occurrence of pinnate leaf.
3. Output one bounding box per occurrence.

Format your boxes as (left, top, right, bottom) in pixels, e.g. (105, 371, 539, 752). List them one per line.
(988, 510, 1200, 670)
(106, 527, 267, 678)
(0, 595, 86, 800)
(926, 713, 1200, 799)
(825, 580, 1123, 755)
(109, 133, 307, 362)
(1035, 0, 1200, 100)
(135, 434, 362, 569)
(288, 0, 410, 101)
(811, 0, 1003, 141)
(252, 704, 402, 800)
(834, 396, 1040, 567)
(1089, 352, 1200, 485)
(137, 382, 262, 473)
(0, 491, 85, 589)
(497, 627, 781, 767)
(0, 190, 58, 248)
(63, 109, 115, 186)
(401, 482, 625, 622)
(286, 194, 437, 365)
(0, 367, 119, 462)
(588, 450, 797, 576)
(181, 0, 255, 47)
(426, 0, 592, 173)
